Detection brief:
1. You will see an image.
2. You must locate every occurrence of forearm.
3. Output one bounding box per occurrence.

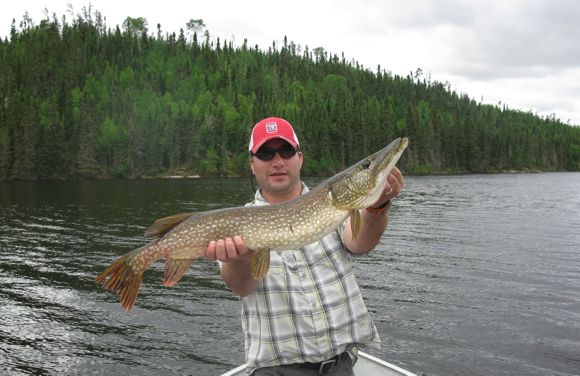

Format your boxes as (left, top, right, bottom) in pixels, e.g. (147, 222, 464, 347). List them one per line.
(344, 210, 389, 254)
(221, 258, 260, 297)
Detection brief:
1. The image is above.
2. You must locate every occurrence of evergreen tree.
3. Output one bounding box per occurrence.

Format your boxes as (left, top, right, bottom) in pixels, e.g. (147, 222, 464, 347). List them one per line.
(0, 8, 578, 181)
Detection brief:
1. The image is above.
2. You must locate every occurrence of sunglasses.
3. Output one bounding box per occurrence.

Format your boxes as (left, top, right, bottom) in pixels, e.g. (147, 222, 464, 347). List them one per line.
(252, 144, 298, 161)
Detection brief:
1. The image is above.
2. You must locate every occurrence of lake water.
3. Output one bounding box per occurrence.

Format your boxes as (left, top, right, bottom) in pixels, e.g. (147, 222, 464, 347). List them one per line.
(1, 173, 579, 376)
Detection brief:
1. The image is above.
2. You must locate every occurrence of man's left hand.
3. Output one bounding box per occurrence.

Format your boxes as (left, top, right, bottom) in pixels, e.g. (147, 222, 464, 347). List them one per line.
(370, 166, 404, 208)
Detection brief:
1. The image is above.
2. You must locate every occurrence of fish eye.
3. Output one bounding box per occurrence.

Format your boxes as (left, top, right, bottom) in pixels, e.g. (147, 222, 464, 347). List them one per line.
(360, 159, 371, 169)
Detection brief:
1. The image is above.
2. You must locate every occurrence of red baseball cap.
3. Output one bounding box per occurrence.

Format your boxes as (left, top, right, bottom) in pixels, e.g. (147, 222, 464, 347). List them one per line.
(248, 117, 300, 153)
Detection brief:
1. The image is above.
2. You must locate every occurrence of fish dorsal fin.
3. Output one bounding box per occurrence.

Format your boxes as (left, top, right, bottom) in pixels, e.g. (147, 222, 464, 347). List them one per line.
(350, 209, 361, 241)
(144, 212, 194, 238)
(250, 250, 271, 280)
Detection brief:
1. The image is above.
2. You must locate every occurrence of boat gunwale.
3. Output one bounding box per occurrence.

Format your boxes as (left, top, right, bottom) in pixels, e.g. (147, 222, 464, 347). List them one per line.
(219, 350, 416, 376)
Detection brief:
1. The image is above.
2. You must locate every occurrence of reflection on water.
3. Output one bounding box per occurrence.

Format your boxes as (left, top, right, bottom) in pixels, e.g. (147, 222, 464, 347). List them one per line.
(1, 174, 579, 375)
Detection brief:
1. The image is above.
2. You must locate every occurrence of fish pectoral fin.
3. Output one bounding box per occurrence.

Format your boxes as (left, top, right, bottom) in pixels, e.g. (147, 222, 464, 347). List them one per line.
(163, 258, 196, 287)
(350, 209, 361, 241)
(250, 250, 271, 280)
(145, 212, 194, 238)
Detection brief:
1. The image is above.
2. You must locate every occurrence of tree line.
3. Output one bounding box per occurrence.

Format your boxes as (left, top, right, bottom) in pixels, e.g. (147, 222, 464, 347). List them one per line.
(0, 8, 578, 181)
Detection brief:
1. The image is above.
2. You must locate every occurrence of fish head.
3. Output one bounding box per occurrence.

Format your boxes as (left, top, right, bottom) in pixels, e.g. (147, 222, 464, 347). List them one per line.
(329, 137, 408, 210)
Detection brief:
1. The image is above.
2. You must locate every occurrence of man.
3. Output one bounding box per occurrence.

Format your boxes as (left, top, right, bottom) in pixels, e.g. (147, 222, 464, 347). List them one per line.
(206, 117, 404, 375)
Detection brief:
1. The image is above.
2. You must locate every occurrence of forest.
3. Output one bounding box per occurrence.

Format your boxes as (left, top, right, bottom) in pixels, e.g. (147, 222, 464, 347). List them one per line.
(0, 8, 579, 181)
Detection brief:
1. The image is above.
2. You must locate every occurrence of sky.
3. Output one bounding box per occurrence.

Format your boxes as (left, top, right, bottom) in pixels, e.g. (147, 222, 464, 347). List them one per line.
(2, 0, 579, 126)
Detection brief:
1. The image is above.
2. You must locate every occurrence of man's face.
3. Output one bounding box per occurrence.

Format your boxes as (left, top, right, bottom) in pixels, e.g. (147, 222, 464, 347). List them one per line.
(250, 138, 303, 198)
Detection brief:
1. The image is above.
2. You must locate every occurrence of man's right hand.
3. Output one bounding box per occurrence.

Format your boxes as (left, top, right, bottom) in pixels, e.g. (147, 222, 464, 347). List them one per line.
(205, 235, 252, 263)
(206, 236, 259, 297)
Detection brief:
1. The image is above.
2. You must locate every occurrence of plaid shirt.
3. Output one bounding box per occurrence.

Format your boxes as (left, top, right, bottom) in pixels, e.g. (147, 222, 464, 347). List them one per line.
(241, 183, 380, 374)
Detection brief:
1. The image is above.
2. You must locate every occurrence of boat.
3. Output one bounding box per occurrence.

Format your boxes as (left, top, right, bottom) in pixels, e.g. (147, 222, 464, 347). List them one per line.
(220, 350, 417, 376)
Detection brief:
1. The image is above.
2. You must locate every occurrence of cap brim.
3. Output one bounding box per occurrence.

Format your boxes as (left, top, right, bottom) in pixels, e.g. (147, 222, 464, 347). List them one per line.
(251, 136, 299, 153)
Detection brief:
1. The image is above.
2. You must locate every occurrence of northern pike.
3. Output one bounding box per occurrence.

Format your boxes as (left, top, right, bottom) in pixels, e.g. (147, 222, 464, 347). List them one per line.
(96, 137, 409, 311)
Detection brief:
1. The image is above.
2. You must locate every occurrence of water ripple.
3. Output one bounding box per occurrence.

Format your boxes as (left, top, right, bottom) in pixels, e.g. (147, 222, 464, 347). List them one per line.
(1, 174, 580, 375)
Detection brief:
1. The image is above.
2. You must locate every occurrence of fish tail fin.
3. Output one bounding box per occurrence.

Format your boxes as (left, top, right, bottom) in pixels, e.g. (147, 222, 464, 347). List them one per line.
(163, 258, 196, 287)
(95, 246, 156, 312)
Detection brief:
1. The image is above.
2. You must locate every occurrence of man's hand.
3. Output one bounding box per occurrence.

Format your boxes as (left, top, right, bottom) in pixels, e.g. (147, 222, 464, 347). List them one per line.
(344, 166, 404, 254)
(206, 236, 259, 297)
(205, 236, 252, 263)
(369, 166, 404, 208)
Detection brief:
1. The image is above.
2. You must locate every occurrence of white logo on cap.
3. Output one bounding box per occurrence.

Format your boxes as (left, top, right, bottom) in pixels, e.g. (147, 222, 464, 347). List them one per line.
(266, 122, 278, 133)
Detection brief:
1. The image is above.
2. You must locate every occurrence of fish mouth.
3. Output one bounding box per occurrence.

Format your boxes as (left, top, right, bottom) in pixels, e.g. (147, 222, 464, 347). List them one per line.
(372, 137, 408, 178)
(326, 137, 409, 210)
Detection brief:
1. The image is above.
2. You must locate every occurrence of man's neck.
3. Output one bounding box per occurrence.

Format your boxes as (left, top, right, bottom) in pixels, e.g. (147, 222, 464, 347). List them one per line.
(260, 183, 303, 205)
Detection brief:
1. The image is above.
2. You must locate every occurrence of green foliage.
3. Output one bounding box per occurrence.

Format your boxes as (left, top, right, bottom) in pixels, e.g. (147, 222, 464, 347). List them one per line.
(200, 147, 219, 176)
(0, 9, 579, 181)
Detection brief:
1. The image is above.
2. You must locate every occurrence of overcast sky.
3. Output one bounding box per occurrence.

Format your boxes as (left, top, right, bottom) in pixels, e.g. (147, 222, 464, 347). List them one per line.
(2, 0, 579, 125)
